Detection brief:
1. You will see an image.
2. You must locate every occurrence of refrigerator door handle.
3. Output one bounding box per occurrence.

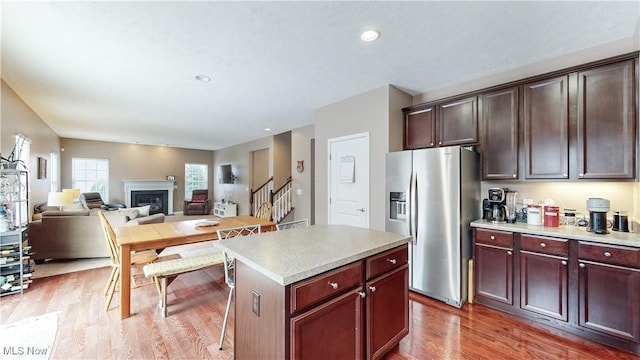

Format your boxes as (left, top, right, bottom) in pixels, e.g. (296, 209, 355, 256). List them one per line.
(410, 171, 417, 245)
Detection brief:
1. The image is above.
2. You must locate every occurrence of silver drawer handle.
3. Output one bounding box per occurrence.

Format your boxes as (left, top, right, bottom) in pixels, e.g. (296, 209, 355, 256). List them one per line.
(369, 286, 376, 292)
(507, 251, 512, 255)
(329, 282, 338, 289)
(561, 260, 567, 266)
(603, 252, 612, 257)
(490, 235, 495, 240)
(358, 291, 366, 298)
(387, 258, 397, 264)
(579, 263, 586, 268)
(540, 243, 546, 248)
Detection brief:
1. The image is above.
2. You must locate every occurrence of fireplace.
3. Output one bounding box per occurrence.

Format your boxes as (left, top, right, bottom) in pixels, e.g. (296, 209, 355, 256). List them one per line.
(131, 190, 168, 215)
(123, 180, 175, 215)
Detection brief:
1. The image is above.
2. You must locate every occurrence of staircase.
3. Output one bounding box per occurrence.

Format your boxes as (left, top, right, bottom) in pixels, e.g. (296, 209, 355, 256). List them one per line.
(250, 176, 293, 223)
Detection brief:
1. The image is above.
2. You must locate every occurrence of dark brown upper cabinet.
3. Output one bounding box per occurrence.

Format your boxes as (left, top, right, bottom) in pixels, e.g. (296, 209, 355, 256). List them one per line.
(404, 105, 435, 149)
(481, 87, 519, 180)
(523, 76, 570, 179)
(438, 96, 478, 147)
(577, 60, 636, 179)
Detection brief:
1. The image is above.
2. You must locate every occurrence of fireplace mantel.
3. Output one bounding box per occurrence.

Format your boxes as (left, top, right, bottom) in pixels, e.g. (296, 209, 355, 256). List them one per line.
(123, 180, 174, 214)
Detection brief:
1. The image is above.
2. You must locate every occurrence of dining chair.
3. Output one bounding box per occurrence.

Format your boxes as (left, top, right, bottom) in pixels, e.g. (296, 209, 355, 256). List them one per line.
(255, 201, 272, 221)
(98, 211, 158, 312)
(216, 224, 262, 350)
(276, 218, 309, 231)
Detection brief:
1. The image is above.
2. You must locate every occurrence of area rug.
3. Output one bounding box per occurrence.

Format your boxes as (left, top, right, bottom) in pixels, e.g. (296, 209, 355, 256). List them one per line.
(32, 258, 110, 279)
(0, 312, 61, 360)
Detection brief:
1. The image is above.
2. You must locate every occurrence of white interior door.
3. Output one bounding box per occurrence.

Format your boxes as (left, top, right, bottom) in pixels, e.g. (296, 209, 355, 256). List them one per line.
(328, 132, 369, 228)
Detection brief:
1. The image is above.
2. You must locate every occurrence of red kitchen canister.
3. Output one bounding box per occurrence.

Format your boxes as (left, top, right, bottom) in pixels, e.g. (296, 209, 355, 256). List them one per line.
(543, 205, 559, 227)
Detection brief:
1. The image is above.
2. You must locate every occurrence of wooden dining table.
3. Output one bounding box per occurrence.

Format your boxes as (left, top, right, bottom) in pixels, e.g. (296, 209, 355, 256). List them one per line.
(115, 215, 276, 319)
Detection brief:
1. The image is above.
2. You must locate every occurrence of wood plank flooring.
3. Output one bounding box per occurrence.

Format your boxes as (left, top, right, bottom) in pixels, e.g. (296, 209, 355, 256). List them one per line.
(1, 264, 637, 359)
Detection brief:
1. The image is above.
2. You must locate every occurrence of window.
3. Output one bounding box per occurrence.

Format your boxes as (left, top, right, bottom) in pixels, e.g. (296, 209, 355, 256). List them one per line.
(72, 158, 109, 201)
(185, 163, 208, 199)
(50, 152, 59, 192)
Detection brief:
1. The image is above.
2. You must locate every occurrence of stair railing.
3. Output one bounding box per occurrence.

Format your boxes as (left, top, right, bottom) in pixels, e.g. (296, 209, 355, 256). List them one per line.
(272, 177, 292, 223)
(251, 177, 273, 217)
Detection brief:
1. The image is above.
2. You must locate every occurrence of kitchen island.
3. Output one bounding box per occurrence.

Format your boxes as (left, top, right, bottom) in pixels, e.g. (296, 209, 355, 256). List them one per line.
(215, 224, 411, 359)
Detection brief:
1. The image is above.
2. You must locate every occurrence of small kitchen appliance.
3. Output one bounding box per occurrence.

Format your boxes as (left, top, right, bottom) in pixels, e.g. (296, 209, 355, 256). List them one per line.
(586, 198, 610, 234)
(612, 210, 630, 232)
(505, 190, 518, 223)
(485, 188, 507, 223)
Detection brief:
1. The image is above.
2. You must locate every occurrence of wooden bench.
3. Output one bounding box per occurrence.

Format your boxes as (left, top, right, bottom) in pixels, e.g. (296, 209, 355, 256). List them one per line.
(143, 252, 224, 316)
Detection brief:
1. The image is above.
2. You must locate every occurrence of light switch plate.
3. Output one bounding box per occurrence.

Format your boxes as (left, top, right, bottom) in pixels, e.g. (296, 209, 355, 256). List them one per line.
(252, 290, 260, 316)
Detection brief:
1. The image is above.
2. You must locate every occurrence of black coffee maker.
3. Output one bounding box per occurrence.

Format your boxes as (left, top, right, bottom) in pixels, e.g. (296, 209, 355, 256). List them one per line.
(483, 188, 507, 223)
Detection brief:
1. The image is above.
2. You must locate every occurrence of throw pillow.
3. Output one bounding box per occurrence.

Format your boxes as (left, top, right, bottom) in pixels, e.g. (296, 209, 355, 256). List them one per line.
(192, 194, 207, 203)
(130, 205, 151, 217)
(63, 202, 87, 211)
(109, 208, 140, 220)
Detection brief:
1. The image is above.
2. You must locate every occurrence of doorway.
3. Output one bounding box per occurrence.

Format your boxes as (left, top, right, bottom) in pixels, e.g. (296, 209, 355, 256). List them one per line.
(328, 132, 369, 228)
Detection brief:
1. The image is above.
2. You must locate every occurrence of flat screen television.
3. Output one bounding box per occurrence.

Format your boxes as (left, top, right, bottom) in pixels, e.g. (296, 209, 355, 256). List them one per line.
(218, 164, 235, 184)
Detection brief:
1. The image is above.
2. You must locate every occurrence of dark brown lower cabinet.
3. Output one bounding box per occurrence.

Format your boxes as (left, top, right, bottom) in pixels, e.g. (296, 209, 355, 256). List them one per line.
(473, 229, 514, 305)
(578, 242, 640, 344)
(366, 265, 409, 359)
(235, 244, 409, 360)
(520, 251, 568, 321)
(291, 289, 364, 360)
(473, 229, 640, 355)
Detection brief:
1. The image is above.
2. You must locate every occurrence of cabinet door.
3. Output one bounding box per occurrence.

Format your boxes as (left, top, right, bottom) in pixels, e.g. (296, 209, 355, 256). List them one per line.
(290, 289, 364, 360)
(404, 106, 436, 149)
(481, 87, 519, 180)
(438, 96, 478, 146)
(578, 260, 640, 342)
(366, 265, 409, 360)
(523, 76, 570, 179)
(520, 251, 568, 321)
(577, 60, 636, 179)
(474, 244, 513, 305)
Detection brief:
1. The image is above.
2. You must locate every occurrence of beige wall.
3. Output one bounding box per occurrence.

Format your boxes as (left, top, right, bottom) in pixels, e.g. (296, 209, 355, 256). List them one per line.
(1, 80, 60, 209)
(414, 36, 639, 105)
(291, 124, 315, 223)
(213, 136, 272, 215)
(314, 85, 412, 230)
(59, 138, 214, 213)
(273, 131, 292, 188)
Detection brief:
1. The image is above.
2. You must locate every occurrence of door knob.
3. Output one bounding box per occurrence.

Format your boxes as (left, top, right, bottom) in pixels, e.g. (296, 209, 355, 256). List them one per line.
(356, 208, 365, 212)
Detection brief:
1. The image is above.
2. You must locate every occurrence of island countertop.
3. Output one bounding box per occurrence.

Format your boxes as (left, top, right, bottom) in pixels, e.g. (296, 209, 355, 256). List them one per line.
(214, 224, 411, 285)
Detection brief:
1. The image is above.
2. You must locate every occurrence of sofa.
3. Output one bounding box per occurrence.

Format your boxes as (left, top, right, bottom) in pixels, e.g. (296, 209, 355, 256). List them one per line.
(29, 205, 165, 263)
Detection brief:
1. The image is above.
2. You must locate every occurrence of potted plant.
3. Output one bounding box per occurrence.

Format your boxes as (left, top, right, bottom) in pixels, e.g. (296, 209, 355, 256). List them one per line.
(1, 137, 27, 170)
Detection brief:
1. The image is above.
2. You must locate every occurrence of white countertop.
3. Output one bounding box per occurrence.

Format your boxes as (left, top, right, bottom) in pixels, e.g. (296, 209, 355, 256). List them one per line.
(471, 219, 640, 248)
(215, 224, 411, 286)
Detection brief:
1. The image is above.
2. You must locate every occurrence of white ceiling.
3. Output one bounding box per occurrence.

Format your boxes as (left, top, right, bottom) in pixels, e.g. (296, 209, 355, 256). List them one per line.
(2, 1, 639, 151)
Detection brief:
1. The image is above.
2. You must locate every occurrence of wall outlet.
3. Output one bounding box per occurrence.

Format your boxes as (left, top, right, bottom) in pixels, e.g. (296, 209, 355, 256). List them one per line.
(252, 290, 260, 316)
(296, 189, 302, 195)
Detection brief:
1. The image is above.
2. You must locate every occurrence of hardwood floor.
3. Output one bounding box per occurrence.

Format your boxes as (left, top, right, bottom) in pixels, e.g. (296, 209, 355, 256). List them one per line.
(1, 264, 637, 359)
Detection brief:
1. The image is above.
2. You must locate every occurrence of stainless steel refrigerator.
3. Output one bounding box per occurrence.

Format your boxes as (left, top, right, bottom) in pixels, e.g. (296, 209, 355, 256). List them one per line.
(385, 146, 480, 308)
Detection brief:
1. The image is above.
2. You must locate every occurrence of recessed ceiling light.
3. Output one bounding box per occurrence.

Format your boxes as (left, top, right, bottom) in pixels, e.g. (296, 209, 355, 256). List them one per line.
(195, 74, 211, 82)
(264, 128, 272, 132)
(360, 30, 380, 42)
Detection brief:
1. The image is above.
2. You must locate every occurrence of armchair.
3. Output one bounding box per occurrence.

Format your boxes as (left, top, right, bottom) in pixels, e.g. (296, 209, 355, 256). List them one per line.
(80, 192, 125, 210)
(184, 189, 211, 215)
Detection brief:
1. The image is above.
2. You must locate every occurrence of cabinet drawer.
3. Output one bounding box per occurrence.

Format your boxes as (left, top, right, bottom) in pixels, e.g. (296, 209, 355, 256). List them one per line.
(366, 244, 408, 280)
(474, 229, 513, 248)
(578, 242, 640, 268)
(521, 234, 568, 257)
(290, 261, 363, 314)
